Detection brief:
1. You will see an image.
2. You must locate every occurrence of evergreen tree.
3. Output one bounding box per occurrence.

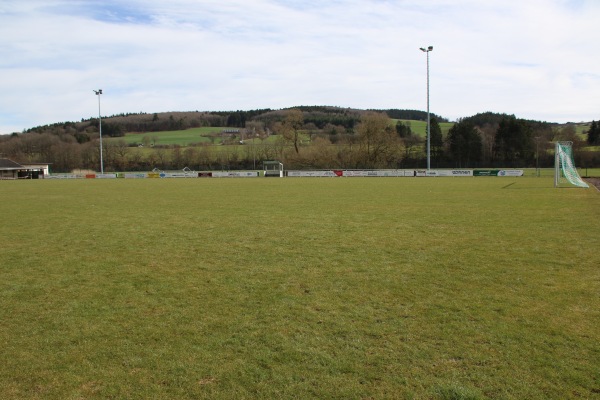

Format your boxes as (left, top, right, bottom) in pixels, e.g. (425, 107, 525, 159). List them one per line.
(588, 120, 599, 145)
(494, 116, 534, 166)
(447, 119, 482, 168)
(395, 121, 412, 138)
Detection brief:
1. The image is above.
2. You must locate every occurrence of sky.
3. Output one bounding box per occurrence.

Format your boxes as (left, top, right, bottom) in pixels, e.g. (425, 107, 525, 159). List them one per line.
(1, 0, 599, 134)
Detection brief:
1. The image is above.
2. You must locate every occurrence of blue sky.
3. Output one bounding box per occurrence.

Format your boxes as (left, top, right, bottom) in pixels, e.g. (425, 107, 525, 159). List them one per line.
(1, 0, 599, 134)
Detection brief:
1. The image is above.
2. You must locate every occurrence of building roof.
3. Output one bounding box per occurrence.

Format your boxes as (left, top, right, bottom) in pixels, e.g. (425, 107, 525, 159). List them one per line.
(0, 158, 24, 170)
(20, 162, 51, 166)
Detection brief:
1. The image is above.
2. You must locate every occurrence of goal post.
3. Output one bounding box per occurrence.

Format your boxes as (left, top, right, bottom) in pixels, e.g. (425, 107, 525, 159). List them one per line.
(554, 141, 589, 188)
(263, 161, 284, 177)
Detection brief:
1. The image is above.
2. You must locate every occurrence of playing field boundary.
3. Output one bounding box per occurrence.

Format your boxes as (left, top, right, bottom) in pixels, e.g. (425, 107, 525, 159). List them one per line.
(43, 169, 525, 179)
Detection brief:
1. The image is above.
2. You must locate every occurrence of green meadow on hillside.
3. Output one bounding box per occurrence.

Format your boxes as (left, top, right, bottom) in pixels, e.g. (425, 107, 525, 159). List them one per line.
(113, 127, 282, 147)
(0, 177, 598, 399)
(115, 127, 224, 146)
(108, 119, 455, 147)
(395, 119, 454, 136)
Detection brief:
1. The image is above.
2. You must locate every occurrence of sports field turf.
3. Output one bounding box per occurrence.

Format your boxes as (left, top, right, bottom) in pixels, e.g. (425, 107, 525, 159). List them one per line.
(0, 177, 598, 399)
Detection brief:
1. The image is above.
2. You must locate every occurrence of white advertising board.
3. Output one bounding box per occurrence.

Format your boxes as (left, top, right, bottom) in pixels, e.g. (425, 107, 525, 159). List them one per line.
(343, 170, 402, 177)
(212, 171, 259, 178)
(498, 170, 524, 177)
(46, 174, 79, 179)
(436, 170, 473, 177)
(287, 171, 339, 177)
(161, 173, 196, 178)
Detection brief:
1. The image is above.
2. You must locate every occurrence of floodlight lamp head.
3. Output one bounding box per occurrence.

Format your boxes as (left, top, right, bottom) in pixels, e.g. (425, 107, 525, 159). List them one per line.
(93, 89, 102, 95)
(420, 47, 426, 52)
(428, 46, 433, 51)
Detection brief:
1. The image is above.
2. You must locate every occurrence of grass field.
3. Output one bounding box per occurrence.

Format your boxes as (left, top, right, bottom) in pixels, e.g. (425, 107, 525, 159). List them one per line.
(1, 178, 598, 399)
(395, 119, 454, 136)
(109, 118, 455, 147)
(110, 127, 282, 147)
(114, 127, 225, 146)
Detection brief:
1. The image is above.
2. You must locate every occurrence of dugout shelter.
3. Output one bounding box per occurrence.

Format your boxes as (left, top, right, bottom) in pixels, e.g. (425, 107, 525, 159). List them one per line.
(263, 161, 284, 177)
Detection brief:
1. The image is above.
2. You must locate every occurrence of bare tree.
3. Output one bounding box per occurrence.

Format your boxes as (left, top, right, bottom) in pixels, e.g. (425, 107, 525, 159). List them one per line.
(281, 109, 304, 153)
(356, 112, 402, 168)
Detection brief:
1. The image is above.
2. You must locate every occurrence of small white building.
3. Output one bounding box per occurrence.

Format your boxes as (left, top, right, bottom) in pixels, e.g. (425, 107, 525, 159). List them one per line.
(0, 159, 50, 179)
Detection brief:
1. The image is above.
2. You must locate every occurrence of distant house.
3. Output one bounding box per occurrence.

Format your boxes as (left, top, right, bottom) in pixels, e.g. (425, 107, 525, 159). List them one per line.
(0, 159, 50, 179)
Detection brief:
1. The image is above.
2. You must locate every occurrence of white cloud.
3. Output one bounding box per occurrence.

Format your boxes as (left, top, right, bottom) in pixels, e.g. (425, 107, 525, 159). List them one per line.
(1, 0, 599, 133)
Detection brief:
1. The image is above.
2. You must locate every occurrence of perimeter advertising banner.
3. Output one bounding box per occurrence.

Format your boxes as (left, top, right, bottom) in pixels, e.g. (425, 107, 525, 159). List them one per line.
(287, 170, 475, 177)
(96, 174, 117, 179)
(498, 170, 524, 176)
(123, 173, 147, 179)
(473, 170, 500, 176)
(160, 172, 197, 178)
(212, 171, 259, 178)
(46, 174, 79, 179)
(474, 170, 524, 176)
(288, 170, 415, 177)
(437, 170, 473, 177)
(343, 170, 412, 177)
(287, 171, 339, 177)
(44, 169, 522, 179)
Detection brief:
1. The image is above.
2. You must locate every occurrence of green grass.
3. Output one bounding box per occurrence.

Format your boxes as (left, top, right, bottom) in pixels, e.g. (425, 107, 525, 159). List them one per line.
(1, 178, 599, 399)
(395, 119, 454, 136)
(110, 127, 285, 148)
(571, 123, 590, 136)
(110, 118, 455, 148)
(112, 127, 228, 146)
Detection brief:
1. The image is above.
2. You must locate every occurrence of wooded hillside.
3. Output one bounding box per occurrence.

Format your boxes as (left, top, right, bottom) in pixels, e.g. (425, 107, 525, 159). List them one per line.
(1, 107, 598, 172)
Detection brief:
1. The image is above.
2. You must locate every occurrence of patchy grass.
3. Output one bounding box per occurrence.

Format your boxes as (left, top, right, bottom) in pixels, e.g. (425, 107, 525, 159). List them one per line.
(113, 127, 228, 146)
(395, 119, 454, 136)
(110, 118, 455, 148)
(0, 177, 598, 399)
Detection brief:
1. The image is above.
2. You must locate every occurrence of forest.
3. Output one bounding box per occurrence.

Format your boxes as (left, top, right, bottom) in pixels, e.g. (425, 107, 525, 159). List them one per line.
(0, 107, 598, 173)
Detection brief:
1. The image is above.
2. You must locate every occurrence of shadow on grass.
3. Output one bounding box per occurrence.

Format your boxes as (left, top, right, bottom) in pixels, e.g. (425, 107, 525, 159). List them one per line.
(500, 182, 551, 189)
(501, 182, 517, 189)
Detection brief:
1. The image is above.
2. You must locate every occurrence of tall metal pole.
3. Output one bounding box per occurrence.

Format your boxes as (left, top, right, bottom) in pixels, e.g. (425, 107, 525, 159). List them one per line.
(420, 46, 433, 171)
(535, 136, 540, 177)
(426, 50, 430, 171)
(94, 89, 104, 174)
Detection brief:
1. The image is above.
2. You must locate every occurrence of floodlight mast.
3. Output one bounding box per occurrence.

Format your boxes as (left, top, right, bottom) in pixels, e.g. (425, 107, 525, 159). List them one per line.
(93, 89, 103, 174)
(420, 46, 433, 171)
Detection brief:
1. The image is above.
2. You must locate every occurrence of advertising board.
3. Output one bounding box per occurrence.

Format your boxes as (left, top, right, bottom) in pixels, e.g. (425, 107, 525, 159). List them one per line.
(212, 171, 259, 178)
(96, 174, 117, 179)
(498, 170, 524, 176)
(123, 173, 147, 179)
(287, 171, 339, 177)
(46, 174, 79, 179)
(474, 170, 524, 177)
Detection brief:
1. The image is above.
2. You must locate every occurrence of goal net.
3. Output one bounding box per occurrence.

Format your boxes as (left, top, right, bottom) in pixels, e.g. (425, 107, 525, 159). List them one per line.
(554, 141, 589, 188)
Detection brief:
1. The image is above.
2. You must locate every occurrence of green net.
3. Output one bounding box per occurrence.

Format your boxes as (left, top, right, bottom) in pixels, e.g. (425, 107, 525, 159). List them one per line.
(556, 142, 589, 188)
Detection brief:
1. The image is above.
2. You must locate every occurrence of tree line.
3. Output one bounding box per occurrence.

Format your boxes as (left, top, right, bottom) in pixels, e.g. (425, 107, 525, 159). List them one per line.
(1, 108, 598, 172)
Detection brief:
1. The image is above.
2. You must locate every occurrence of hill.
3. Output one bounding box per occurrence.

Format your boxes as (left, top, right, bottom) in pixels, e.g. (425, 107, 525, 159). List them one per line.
(1, 107, 597, 173)
(17, 107, 447, 137)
